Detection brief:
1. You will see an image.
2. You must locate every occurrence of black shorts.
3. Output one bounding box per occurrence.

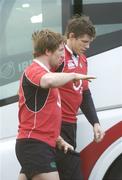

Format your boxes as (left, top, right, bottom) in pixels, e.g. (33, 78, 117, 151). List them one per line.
(15, 138, 57, 179)
(56, 149, 83, 180)
(60, 121, 77, 148)
(56, 121, 83, 180)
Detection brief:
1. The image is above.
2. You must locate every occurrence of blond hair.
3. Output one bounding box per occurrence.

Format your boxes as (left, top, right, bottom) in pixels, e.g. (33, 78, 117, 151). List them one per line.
(32, 29, 64, 57)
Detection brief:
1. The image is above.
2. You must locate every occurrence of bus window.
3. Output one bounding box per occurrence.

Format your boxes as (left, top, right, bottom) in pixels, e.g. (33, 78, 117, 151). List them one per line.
(0, 0, 62, 101)
(82, 0, 122, 56)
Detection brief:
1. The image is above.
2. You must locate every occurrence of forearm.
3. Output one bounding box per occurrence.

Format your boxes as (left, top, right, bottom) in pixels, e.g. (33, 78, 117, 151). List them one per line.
(80, 89, 99, 126)
(41, 72, 76, 88)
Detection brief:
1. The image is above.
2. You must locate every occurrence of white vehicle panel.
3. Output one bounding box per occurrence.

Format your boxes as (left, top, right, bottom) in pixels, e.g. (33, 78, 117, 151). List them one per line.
(88, 46, 122, 109)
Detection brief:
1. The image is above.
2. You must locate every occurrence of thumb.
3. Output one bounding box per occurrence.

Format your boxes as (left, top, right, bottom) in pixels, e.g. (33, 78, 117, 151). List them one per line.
(64, 146, 68, 154)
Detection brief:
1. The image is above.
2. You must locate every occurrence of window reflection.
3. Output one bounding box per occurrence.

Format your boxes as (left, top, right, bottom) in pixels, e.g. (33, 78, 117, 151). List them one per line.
(0, 0, 62, 100)
(83, 0, 122, 36)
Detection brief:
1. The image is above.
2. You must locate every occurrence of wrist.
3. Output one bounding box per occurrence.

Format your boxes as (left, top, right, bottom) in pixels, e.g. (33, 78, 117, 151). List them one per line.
(93, 122, 100, 127)
(94, 122, 100, 125)
(56, 136, 63, 143)
(71, 72, 76, 81)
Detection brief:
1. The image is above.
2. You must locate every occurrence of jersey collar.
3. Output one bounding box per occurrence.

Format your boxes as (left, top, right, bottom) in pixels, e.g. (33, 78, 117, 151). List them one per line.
(65, 45, 79, 66)
(65, 44, 73, 55)
(33, 59, 50, 72)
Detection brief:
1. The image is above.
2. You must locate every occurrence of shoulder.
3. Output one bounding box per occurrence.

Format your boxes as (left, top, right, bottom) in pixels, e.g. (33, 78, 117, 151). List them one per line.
(25, 62, 47, 78)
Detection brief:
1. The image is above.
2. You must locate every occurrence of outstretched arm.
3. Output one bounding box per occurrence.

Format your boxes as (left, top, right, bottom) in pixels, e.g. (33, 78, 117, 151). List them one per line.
(40, 72, 96, 88)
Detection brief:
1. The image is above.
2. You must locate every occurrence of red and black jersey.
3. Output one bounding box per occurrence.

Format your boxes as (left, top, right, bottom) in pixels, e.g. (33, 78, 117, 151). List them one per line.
(17, 60, 62, 147)
(59, 45, 89, 123)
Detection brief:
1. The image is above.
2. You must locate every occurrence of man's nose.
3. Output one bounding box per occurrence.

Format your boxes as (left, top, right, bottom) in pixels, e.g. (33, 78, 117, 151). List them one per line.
(86, 43, 90, 49)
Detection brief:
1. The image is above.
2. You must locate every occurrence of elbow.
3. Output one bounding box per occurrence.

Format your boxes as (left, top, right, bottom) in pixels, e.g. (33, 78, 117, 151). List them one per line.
(40, 77, 53, 88)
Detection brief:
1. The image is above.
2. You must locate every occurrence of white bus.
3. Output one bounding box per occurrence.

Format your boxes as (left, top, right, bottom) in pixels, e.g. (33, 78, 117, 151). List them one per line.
(0, 0, 122, 179)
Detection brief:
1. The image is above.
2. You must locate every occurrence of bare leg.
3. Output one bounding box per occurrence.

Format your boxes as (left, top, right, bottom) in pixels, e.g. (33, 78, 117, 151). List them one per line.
(18, 173, 28, 180)
(32, 171, 60, 180)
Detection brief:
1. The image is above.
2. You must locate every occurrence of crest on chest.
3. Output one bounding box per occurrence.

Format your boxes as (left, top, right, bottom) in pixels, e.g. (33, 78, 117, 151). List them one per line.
(67, 59, 76, 69)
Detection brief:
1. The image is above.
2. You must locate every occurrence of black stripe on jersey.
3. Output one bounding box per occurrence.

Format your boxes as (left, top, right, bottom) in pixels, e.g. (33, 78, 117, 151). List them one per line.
(22, 73, 49, 112)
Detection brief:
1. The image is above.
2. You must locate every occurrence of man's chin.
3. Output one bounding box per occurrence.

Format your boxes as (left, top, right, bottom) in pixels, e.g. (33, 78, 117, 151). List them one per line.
(77, 52, 83, 56)
(52, 63, 58, 68)
(80, 50, 86, 55)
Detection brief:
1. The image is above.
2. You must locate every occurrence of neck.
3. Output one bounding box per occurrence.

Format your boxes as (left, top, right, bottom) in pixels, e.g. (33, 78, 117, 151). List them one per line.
(66, 39, 73, 52)
(34, 55, 50, 70)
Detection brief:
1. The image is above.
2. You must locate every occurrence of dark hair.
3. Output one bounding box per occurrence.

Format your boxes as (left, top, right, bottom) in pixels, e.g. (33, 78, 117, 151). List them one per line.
(65, 14, 96, 39)
(32, 29, 64, 57)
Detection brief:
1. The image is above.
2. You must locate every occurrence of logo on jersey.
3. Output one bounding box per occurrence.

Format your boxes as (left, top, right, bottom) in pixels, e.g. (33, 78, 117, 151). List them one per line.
(73, 80, 83, 94)
(67, 60, 75, 69)
(50, 161, 57, 168)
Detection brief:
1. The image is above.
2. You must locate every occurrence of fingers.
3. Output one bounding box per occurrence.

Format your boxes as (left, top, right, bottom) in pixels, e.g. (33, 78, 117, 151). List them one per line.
(93, 123, 105, 143)
(81, 75, 96, 82)
(64, 146, 69, 154)
(86, 76, 96, 79)
(57, 137, 74, 153)
(75, 73, 96, 81)
(94, 132, 105, 143)
(84, 76, 96, 80)
(64, 144, 74, 154)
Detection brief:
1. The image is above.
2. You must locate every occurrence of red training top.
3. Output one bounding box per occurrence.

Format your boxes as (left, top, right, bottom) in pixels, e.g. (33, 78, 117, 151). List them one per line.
(59, 45, 89, 123)
(17, 60, 62, 147)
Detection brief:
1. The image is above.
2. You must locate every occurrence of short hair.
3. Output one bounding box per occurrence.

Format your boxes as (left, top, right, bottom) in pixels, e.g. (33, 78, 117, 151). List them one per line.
(32, 29, 64, 57)
(65, 14, 96, 39)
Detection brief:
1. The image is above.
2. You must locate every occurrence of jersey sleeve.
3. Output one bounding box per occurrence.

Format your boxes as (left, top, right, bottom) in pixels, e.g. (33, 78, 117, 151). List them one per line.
(80, 89, 99, 126)
(25, 65, 47, 86)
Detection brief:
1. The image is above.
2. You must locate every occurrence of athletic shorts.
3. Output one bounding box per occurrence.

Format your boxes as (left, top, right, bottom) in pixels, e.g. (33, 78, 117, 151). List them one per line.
(60, 121, 77, 148)
(56, 149, 83, 180)
(15, 138, 57, 179)
(56, 121, 83, 180)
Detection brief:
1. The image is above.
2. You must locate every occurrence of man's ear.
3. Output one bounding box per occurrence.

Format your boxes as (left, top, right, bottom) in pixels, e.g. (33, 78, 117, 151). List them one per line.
(45, 49, 52, 56)
(69, 32, 75, 39)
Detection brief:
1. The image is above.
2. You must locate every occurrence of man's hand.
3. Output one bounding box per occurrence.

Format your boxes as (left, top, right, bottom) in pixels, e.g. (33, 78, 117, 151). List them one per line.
(56, 136, 74, 154)
(93, 123, 105, 143)
(74, 73, 96, 82)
